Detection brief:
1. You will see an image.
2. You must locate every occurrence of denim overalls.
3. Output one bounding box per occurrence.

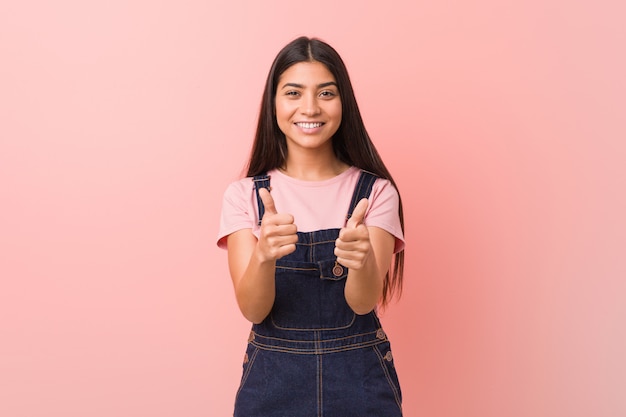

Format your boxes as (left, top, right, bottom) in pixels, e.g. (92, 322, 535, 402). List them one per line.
(234, 170, 403, 417)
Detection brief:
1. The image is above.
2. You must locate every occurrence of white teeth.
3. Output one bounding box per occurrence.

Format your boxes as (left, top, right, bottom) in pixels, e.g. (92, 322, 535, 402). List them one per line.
(296, 122, 323, 129)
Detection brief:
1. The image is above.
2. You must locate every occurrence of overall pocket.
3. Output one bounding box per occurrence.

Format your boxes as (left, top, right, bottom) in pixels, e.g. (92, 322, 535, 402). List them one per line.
(270, 259, 355, 330)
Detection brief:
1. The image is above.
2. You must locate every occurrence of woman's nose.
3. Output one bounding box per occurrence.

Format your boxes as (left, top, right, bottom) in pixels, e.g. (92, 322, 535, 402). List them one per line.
(300, 94, 321, 116)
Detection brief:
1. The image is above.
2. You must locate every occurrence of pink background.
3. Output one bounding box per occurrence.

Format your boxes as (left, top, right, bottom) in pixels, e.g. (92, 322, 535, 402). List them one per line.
(1, 1, 625, 416)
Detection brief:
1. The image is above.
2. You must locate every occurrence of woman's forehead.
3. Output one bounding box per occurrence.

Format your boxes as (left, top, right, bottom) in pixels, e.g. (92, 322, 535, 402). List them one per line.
(278, 61, 336, 85)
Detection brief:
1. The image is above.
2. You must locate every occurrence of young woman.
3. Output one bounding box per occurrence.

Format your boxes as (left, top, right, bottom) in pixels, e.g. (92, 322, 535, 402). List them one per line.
(217, 36, 405, 417)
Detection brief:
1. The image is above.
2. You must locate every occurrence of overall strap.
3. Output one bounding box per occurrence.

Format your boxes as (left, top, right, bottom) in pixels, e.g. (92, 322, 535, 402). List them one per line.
(346, 170, 378, 224)
(252, 173, 271, 226)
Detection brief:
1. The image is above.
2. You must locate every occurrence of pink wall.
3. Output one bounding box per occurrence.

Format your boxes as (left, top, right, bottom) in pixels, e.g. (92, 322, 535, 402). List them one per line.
(1, 1, 625, 416)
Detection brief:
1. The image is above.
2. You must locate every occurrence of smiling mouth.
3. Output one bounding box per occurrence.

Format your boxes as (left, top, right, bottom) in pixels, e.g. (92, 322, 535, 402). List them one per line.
(295, 122, 324, 129)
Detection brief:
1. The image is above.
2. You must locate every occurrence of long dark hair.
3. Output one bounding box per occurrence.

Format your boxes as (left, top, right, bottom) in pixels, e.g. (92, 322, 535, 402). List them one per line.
(246, 36, 404, 305)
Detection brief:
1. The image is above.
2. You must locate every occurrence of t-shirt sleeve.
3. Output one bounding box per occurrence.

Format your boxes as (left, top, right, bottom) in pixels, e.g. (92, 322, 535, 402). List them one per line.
(216, 180, 256, 249)
(365, 179, 405, 253)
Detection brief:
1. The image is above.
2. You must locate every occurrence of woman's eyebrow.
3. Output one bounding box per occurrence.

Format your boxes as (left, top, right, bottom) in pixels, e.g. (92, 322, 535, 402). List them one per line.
(280, 81, 338, 89)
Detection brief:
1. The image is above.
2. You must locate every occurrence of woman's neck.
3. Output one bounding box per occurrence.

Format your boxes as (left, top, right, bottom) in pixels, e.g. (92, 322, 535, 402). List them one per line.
(280, 152, 349, 181)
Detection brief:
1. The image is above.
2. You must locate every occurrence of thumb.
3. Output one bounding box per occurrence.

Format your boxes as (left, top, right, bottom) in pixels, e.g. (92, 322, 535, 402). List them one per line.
(347, 198, 368, 228)
(258, 187, 278, 215)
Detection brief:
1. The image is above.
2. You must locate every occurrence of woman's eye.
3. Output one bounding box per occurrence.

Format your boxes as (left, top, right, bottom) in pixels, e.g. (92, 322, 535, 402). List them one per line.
(285, 91, 300, 96)
(319, 90, 336, 98)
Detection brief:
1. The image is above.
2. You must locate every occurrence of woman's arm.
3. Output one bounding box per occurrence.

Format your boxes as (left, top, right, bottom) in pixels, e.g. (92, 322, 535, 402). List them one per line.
(227, 188, 298, 323)
(335, 198, 395, 314)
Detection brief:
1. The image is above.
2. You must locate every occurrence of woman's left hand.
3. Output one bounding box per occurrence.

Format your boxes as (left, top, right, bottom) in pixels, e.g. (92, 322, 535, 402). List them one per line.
(334, 198, 371, 270)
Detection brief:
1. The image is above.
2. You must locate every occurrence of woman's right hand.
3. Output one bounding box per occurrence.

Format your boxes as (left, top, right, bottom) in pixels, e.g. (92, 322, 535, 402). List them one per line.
(256, 187, 298, 262)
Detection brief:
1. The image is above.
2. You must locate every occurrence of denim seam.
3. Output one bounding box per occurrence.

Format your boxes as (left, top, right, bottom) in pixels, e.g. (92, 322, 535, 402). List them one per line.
(317, 352, 323, 417)
(295, 239, 337, 246)
(373, 344, 402, 411)
(252, 329, 379, 343)
(235, 346, 260, 403)
(275, 266, 318, 271)
(251, 339, 386, 354)
(270, 312, 356, 331)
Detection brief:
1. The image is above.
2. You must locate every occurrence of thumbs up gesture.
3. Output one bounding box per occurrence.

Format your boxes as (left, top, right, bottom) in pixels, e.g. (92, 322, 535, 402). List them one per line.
(334, 198, 371, 270)
(256, 187, 298, 262)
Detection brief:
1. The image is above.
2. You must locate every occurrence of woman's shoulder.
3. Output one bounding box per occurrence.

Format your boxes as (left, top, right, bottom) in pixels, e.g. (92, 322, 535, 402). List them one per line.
(221, 176, 256, 208)
(224, 174, 255, 191)
(350, 168, 396, 194)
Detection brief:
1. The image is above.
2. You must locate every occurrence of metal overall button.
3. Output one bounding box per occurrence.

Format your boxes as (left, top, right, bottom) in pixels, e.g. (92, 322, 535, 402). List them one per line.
(332, 262, 344, 277)
(243, 353, 249, 364)
(376, 329, 386, 340)
(384, 351, 393, 362)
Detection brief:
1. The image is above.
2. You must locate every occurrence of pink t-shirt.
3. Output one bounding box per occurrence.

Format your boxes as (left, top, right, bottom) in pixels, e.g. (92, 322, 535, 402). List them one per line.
(217, 166, 404, 252)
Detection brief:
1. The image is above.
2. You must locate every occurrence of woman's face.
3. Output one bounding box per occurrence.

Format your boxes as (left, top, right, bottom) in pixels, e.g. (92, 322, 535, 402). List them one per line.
(274, 61, 342, 154)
